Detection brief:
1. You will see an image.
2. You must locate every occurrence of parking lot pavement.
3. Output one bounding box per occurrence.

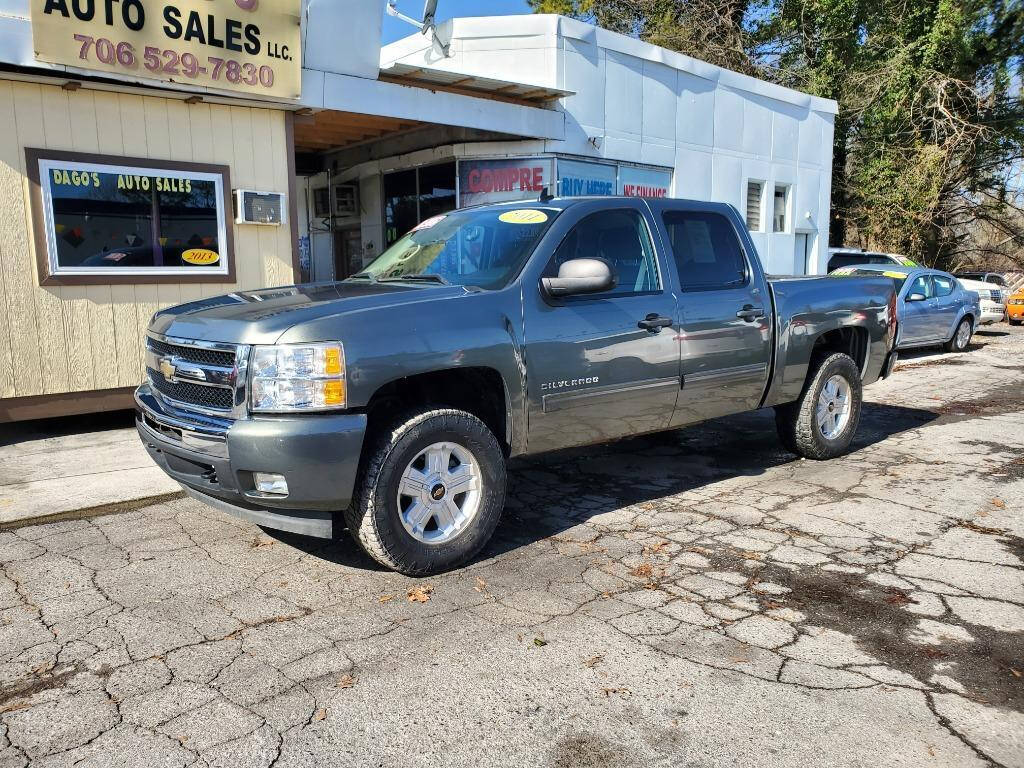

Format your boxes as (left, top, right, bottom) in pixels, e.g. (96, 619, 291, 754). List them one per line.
(1, 328, 1022, 768)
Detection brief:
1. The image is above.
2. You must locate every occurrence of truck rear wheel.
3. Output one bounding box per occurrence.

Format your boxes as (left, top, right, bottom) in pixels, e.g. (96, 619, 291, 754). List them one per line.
(774, 352, 862, 460)
(344, 409, 506, 576)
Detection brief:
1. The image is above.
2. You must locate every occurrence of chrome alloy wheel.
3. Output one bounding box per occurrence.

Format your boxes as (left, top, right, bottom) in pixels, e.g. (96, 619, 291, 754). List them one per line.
(816, 374, 852, 440)
(397, 442, 482, 544)
(956, 320, 971, 349)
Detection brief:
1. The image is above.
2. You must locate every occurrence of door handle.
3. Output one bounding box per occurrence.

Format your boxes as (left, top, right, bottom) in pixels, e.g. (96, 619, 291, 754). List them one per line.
(638, 313, 673, 332)
(736, 305, 765, 322)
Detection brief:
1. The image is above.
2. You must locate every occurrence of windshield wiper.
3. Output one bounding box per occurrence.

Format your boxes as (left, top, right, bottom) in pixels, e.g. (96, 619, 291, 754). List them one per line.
(347, 272, 377, 282)
(379, 274, 451, 285)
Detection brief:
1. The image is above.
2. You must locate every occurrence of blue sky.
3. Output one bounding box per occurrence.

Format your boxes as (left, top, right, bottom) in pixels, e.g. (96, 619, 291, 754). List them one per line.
(382, 0, 532, 43)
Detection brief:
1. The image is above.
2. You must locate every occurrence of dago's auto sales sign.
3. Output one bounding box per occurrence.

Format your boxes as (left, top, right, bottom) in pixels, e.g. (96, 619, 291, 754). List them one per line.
(30, 0, 302, 99)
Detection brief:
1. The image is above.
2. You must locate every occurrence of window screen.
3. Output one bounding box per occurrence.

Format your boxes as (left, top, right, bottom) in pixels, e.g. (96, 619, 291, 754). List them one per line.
(746, 181, 763, 231)
(663, 211, 748, 292)
(546, 209, 660, 295)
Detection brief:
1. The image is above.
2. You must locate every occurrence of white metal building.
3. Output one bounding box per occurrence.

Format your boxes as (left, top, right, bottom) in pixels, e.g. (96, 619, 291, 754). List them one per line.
(300, 14, 837, 281)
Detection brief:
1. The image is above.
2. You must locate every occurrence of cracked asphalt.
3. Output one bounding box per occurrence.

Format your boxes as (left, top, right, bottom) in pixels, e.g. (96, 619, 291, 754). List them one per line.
(2, 327, 1023, 768)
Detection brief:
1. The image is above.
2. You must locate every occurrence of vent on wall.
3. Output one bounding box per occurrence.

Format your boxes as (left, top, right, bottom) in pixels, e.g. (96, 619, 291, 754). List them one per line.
(235, 190, 284, 226)
(746, 181, 764, 231)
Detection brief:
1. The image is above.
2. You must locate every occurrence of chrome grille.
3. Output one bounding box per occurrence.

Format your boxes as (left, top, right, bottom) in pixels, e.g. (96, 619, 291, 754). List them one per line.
(148, 337, 236, 368)
(148, 367, 235, 410)
(145, 334, 246, 416)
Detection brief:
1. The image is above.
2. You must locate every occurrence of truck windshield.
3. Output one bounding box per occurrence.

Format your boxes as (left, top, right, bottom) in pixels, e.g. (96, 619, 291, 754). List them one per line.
(353, 207, 560, 290)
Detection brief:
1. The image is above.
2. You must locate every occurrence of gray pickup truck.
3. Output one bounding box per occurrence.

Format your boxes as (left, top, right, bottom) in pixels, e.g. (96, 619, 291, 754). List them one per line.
(137, 196, 898, 575)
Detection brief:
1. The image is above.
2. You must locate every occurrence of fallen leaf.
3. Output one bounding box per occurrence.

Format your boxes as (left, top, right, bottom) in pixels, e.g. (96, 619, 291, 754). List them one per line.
(407, 585, 434, 603)
(927, 745, 936, 757)
(337, 674, 356, 689)
(883, 589, 915, 607)
(643, 541, 669, 556)
(313, 709, 327, 721)
(249, 537, 272, 549)
(473, 578, 488, 593)
(600, 687, 630, 697)
(922, 648, 947, 659)
(533, 637, 548, 647)
(632, 563, 653, 579)
(378, 594, 395, 603)
(600, 592, 612, 600)
(1009, 668, 1021, 678)
(583, 655, 604, 668)
(991, 498, 1006, 508)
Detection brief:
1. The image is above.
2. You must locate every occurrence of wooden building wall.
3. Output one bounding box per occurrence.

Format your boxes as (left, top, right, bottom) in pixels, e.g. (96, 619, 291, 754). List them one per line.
(0, 78, 295, 404)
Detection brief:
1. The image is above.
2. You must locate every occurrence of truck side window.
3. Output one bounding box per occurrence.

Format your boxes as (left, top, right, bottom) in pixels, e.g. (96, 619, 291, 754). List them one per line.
(546, 209, 660, 295)
(662, 211, 748, 292)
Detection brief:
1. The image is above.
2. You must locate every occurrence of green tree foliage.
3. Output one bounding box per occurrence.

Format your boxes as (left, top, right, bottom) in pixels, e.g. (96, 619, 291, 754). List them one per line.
(529, 0, 1024, 268)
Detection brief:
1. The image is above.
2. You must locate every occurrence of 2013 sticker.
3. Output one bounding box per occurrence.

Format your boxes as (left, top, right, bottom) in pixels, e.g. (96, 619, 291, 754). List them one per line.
(498, 209, 548, 225)
(182, 248, 220, 266)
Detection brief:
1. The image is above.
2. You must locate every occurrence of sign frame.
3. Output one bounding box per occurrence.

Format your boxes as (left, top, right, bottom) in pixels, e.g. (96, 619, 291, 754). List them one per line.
(29, 0, 302, 99)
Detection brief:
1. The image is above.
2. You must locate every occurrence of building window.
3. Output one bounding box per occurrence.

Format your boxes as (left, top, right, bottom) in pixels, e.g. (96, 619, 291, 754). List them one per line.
(383, 162, 456, 247)
(773, 185, 790, 233)
(28, 149, 232, 285)
(746, 181, 764, 231)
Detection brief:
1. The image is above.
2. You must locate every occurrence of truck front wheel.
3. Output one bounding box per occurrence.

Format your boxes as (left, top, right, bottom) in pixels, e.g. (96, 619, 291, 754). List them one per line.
(774, 352, 863, 460)
(344, 409, 507, 576)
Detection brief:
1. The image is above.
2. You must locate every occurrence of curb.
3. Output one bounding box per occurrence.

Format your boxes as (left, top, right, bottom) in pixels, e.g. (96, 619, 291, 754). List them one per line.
(0, 491, 186, 531)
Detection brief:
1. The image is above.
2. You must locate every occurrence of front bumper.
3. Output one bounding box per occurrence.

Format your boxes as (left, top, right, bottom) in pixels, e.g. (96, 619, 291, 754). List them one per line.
(978, 302, 1005, 324)
(135, 383, 367, 539)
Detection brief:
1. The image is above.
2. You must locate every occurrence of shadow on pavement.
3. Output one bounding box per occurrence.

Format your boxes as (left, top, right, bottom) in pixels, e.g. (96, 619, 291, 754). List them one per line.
(0, 409, 136, 448)
(267, 402, 941, 571)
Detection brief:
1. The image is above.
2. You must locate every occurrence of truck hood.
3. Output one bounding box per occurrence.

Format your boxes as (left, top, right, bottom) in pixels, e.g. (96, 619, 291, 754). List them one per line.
(149, 281, 472, 344)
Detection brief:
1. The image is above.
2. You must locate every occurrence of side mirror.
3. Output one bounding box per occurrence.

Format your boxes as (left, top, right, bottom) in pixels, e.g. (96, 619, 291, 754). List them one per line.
(906, 292, 927, 302)
(541, 258, 615, 298)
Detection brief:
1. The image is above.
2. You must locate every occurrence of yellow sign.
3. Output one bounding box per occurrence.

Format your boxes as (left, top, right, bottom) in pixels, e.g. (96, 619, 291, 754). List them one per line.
(182, 248, 220, 265)
(498, 210, 549, 225)
(30, 0, 302, 99)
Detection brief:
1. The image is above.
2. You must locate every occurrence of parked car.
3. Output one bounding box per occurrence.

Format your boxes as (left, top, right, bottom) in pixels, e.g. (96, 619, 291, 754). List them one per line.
(953, 275, 1006, 325)
(827, 247, 918, 274)
(137, 197, 898, 575)
(831, 265, 979, 352)
(954, 271, 1008, 288)
(1007, 290, 1024, 326)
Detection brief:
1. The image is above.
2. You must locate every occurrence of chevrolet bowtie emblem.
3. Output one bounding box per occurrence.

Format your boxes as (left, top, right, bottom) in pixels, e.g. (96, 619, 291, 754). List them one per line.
(159, 356, 177, 381)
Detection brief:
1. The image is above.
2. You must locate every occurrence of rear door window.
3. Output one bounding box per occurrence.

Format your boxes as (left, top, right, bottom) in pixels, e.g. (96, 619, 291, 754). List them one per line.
(662, 211, 748, 291)
(933, 275, 955, 297)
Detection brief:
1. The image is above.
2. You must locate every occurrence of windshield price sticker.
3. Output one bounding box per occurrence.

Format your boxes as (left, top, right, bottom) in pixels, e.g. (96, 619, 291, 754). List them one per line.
(412, 215, 446, 232)
(498, 210, 548, 225)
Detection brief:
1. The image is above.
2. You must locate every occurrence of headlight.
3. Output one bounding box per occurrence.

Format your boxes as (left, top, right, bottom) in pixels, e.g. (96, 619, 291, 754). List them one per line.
(249, 342, 346, 412)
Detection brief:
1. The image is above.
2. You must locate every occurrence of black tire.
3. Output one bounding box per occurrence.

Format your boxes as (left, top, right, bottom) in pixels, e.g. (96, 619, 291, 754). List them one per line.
(344, 409, 506, 576)
(943, 317, 973, 352)
(1009, 318, 1021, 327)
(774, 352, 863, 460)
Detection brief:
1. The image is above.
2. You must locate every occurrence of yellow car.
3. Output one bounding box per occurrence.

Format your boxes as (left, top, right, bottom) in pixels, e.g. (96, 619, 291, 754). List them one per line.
(1008, 291, 1024, 326)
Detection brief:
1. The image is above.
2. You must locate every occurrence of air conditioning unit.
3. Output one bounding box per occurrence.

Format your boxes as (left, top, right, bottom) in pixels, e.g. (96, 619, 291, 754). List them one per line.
(234, 189, 285, 226)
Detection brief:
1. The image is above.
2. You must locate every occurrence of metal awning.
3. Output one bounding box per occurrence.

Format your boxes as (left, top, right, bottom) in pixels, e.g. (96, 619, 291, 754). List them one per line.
(378, 62, 573, 105)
